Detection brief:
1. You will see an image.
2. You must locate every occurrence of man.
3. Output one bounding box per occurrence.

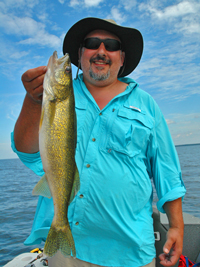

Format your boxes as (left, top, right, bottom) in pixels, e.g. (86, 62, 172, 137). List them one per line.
(12, 18, 186, 267)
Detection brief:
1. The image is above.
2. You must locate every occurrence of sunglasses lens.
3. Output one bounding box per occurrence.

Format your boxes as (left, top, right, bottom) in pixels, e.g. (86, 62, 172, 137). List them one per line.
(104, 39, 121, 51)
(83, 38, 121, 51)
(84, 38, 101, 50)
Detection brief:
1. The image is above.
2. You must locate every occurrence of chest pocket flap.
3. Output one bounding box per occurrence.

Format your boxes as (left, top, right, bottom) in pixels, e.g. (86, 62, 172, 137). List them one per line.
(106, 107, 154, 157)
(117, 107, 153, 129)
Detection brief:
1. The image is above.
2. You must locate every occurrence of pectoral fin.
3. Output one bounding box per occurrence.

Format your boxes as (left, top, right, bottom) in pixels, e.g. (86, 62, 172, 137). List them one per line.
(32, 174, 52, 198)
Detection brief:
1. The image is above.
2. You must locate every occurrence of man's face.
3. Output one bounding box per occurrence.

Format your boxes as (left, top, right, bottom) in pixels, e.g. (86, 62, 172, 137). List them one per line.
(80, 30, 125, 86)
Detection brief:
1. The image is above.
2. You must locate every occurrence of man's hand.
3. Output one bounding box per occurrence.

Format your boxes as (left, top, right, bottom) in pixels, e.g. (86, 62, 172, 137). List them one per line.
(21, 66, 47, 103)
(14, 66, 47, 153)
(159, 226, 183, 266)
(159, 198, 184, 266)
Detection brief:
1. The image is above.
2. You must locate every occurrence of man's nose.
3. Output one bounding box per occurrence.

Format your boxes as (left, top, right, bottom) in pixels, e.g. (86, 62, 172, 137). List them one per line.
(96, 42, 107, 54)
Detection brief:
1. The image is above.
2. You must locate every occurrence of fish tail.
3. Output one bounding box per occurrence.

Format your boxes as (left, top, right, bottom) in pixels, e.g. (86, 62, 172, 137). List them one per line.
(44, 222, 76, 258)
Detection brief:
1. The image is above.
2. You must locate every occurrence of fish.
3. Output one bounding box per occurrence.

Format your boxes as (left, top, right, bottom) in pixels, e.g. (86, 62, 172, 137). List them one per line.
(32, 51, 80, 258)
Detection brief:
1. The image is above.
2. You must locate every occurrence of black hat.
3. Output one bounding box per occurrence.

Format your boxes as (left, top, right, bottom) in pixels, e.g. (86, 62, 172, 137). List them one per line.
(63, 17, 143, 77)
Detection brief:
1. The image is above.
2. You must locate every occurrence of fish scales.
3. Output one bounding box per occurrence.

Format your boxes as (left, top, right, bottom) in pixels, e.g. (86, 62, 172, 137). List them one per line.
(33, 51, 80, 258)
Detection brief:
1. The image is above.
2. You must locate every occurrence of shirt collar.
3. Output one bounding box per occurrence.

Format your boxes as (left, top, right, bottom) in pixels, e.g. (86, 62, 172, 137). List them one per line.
(73, 74, 139, 109)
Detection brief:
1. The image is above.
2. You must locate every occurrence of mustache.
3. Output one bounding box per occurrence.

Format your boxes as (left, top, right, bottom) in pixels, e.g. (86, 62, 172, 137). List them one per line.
(90, 55, 112, 65)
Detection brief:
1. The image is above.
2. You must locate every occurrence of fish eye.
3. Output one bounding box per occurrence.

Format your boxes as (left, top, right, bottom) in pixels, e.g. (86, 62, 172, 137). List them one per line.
(65, 66, 71, 73)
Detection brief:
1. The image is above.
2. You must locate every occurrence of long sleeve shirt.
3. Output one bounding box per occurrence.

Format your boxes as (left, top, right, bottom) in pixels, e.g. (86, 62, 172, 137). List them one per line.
(11, 74, 186, 266)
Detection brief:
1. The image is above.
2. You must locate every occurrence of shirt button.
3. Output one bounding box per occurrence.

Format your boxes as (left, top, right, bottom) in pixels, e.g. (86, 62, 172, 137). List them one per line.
(92, 138, 96, 142)
(75, 222, 79, 226)
(86, 164, 90, 168)
(99, 112, 102, 116)
(79, 194, 84, 198)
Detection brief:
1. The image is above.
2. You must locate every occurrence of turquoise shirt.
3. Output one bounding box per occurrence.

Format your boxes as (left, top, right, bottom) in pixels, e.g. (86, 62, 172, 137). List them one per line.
(11, 75, 186, 266)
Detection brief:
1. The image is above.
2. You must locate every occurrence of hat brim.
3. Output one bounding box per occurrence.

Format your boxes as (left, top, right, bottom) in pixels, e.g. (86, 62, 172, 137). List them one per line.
(63, 17, 143, 77)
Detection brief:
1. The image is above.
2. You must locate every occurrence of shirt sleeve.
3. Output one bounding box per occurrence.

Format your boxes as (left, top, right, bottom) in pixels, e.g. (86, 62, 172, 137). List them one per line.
(11, 131, 44, 177)
(146, 107, 186, 213)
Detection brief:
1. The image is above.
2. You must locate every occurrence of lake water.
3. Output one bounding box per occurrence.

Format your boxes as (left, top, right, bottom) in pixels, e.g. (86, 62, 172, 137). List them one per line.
(0, 144, 200, 266)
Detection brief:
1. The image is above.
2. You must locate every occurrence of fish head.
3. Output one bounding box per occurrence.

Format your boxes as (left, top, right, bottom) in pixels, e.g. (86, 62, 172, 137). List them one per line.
(44, 51, 72, 101)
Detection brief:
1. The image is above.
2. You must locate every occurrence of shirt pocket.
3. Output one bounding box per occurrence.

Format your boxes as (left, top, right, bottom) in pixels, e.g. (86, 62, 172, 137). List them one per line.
(106, 107, 154, 157)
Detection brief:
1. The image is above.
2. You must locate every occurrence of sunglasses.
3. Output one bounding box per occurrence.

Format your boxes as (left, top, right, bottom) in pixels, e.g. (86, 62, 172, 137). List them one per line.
(82, 37, 122, 52)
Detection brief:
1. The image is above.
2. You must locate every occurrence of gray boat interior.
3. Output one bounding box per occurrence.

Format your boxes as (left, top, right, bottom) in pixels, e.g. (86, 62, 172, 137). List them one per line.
(153, 206, 200, 267)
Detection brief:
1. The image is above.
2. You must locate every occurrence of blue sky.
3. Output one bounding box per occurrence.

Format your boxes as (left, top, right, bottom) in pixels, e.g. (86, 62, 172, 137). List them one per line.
(0, 0, 200, 159)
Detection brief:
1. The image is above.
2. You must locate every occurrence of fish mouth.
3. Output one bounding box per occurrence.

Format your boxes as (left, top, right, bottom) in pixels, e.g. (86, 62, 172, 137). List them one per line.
(57, 53, 71, 73)
(59, 53, 70, 63)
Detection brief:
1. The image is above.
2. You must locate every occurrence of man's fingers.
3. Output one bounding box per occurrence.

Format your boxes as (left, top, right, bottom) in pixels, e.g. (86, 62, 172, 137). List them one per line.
(25, 76, 45, 103)
(27, 73, 46, 91)
(27, 84, 44, 103)
(22, 66, 46, 92)
(163, 240, 173, 256)
(21, 66, 47, 83)
(159, 252, 179, 267)
(159, 233, 182, 267)
(21, 66, 47, 103)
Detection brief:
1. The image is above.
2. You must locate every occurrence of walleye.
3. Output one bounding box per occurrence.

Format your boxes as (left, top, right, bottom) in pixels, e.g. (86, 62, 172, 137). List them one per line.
(33, 51, 79, 258)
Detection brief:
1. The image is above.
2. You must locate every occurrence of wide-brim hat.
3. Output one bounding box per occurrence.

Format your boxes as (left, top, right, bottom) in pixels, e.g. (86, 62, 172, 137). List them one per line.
(63, 17, 143, 77)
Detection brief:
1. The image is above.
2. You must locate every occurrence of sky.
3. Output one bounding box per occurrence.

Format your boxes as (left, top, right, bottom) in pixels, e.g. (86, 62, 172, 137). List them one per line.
(0, 0, 200, 159)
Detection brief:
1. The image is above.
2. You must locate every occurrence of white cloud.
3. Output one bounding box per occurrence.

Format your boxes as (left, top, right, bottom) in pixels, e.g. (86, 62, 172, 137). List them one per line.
(176, 18, 200, 34)
(139, 1, 199, 20)
(139, 1, 200, 35)
(152, 1, 196, 19)
(69, 0, 79, 7)
(84, 0, 103, 7)
(1, 0, 39, 10)
(0, 1, 6, 12)
(69, 0, 103, 7)
(1, 13, 40, 35)
(121, 0, 137, 11)
(167, 113, 200, 145)
(132, 36, 200, 102)
(135, 59, 200, 101)
(166, 119, 175, 125)
(6, 103, 22, 121)
(11, 51, 29, 59)
(0, 13, 35, 36)
(110, 6, 126, 24)
(0, 13, 62, 48)
(19, 33, 61, 48)
(0, 38, 30, 79)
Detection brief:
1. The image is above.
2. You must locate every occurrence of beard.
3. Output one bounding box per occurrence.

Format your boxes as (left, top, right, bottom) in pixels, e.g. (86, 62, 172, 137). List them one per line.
(89, 54, 111, 81)
(89, 68, 110, 81)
